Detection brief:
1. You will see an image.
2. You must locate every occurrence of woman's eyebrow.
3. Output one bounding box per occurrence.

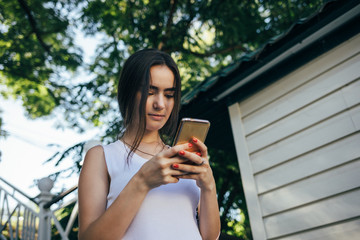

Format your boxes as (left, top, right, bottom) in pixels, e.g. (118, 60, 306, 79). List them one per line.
(149, 85, 176, 91)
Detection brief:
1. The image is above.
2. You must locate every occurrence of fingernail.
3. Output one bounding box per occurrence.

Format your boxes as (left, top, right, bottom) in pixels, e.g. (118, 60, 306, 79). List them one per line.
(192, 137, 198, 143)
(179, 150, 185, 156)
(173, 163, 179, 169)
(196, 152, 202, 156)
(188, 143, 193, 148)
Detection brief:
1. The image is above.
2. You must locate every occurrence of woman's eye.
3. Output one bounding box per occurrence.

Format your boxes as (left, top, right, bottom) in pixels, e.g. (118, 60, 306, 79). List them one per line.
(165, 94, 174, 98)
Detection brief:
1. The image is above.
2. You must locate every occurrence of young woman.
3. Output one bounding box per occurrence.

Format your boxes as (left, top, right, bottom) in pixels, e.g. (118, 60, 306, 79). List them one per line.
(78, 49, 220, 240)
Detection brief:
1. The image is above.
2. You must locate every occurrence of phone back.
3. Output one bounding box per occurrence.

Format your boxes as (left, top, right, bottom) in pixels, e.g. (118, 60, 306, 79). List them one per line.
(172, 119, 210, 149)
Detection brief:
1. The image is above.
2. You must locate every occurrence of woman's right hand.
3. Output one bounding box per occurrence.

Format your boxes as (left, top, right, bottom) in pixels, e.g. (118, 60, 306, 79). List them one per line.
(136, 142, 194, 190)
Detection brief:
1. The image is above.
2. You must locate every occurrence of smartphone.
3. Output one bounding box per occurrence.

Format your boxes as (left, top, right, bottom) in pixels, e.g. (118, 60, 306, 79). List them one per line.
(172, 118, 210, 152)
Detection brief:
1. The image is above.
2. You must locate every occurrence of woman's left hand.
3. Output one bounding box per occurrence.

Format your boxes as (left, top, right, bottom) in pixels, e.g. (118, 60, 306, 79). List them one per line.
(172, 137, 216, 191)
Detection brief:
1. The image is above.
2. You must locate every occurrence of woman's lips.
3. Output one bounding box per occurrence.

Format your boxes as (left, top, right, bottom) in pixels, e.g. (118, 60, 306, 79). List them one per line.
(148, 114, 165, 121)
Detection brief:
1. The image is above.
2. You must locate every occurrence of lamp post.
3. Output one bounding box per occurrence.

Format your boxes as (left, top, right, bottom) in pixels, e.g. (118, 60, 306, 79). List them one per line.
(37, 177, 54, 240)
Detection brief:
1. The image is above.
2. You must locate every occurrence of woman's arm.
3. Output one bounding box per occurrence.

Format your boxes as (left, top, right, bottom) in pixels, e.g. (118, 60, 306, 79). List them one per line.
(78, 146, 150, 240)
(174, 139, 221, 240)
(197, 168, 221, 240)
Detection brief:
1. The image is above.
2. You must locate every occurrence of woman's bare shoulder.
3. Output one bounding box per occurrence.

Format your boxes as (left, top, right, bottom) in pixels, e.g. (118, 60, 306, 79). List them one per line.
(87, 144, 104, 155)
(80, 145, 107, 178)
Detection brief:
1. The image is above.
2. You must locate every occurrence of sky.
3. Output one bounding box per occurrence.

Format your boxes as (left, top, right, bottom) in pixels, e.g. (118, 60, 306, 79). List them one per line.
(0, 30, 102, 198)
(0, 98, 100, 197)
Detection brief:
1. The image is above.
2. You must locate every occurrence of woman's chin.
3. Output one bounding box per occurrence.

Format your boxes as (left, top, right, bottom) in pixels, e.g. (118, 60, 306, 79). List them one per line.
(146, 122, 166, 132)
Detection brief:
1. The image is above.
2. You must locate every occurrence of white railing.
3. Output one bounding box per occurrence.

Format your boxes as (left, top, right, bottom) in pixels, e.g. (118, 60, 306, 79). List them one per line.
(0, 177, 38, 240)
(0, 177, 78, 240)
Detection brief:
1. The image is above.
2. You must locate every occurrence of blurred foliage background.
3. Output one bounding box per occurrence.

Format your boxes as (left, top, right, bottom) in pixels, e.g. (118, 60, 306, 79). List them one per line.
(0, 0, 324, 238)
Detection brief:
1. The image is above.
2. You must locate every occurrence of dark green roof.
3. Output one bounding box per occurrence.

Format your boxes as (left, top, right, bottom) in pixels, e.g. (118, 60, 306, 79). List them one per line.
(181, 0, 360, 106)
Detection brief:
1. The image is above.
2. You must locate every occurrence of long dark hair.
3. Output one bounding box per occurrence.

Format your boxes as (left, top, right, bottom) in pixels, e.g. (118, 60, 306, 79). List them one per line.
(117, 49, 181, 161)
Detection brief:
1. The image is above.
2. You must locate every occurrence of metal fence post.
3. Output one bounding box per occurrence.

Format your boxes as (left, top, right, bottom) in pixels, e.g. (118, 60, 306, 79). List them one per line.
(37, 177, 54, 240)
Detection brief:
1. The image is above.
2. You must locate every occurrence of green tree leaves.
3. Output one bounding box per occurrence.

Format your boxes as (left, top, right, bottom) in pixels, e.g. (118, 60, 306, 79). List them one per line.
(0, 0, 82, 118)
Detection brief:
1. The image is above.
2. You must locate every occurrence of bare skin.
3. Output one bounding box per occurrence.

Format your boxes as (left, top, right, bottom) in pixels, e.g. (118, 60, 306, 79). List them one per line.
(78, 65, 220, 240)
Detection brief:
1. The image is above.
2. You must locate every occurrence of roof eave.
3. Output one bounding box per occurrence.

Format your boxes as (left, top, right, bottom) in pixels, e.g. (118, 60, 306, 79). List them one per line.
(212, 2, 360, 102)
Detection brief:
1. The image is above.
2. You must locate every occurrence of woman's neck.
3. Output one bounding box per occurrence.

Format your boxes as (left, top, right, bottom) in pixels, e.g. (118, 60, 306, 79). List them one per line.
(121, 129, 165, 159)
(122, 129, 162, 145)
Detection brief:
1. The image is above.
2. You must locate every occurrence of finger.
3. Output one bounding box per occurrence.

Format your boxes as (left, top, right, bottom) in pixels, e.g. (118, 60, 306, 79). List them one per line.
(166, 175, 181, 184)
(177, 173, 198, 179)
(161, 142, 194, 158)
(178, 150, 205, 165)
(191, 137, 208, 159)
(174, 162, 207, 174)
(169, 163, 192, 176)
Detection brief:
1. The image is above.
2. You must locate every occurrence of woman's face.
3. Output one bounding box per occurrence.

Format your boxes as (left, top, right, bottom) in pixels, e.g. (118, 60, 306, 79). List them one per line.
(137, 65, 176, 133)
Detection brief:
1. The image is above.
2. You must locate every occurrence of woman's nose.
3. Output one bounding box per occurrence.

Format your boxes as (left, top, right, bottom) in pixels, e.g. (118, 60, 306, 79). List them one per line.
(153, 94, 165, 109)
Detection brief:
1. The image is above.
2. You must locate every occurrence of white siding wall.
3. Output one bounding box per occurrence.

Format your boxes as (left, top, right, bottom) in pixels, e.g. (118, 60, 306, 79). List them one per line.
(229, 34, 360, 240)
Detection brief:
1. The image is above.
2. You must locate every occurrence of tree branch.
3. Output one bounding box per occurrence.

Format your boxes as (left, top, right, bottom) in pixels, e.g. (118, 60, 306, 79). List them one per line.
(18, 0, 51, 53)
(158, 0, 178, 50)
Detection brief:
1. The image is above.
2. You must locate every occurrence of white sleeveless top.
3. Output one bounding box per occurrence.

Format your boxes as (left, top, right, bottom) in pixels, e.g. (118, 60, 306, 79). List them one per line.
(103, 140, 202, 240)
